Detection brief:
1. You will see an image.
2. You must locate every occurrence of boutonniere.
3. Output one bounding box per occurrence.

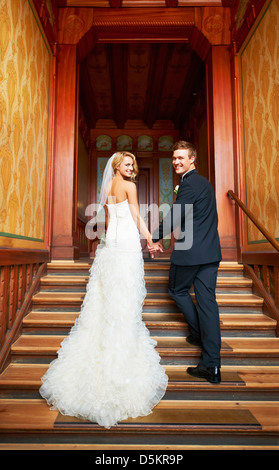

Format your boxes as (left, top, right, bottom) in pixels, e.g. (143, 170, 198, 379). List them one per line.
(174, 185, 179, 194)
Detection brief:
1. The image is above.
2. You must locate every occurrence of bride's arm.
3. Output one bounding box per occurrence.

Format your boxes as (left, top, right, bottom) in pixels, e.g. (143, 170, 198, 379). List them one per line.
(104, 205, 109, 231)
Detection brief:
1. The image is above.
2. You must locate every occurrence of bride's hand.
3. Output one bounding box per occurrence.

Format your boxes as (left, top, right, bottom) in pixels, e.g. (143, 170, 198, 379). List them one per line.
(147, 241, 163, 259)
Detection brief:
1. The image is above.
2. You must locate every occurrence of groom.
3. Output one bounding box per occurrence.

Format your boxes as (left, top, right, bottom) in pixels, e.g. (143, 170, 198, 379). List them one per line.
(150, 140, 222, 383)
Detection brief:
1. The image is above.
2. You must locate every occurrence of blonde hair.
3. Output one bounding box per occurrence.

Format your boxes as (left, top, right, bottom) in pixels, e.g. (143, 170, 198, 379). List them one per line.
(112, 151, 139, 181)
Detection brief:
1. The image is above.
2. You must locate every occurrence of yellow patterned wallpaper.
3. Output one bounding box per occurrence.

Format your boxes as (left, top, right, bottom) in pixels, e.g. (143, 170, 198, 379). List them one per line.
(0, 0, 51, 249)
(241, 0, 279, 249)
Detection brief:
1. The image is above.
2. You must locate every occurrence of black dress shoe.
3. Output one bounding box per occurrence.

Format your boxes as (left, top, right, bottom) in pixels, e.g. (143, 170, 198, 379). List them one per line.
(186, 335, 202, 347)
(187, 365, 221, 384)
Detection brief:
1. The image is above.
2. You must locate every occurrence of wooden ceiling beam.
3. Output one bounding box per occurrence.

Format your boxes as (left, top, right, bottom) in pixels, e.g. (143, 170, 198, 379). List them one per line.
(143, 44, 174, 129)
(108, 44, 128, 129)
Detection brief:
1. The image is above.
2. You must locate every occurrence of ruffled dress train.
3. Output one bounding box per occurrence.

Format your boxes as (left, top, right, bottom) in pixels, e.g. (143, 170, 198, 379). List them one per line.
(40, 199, 168, 428)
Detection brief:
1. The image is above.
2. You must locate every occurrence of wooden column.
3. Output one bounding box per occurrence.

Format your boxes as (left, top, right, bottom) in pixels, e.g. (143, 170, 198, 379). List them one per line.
(51, 45, 79, 260)
(207, 46, 237, 260)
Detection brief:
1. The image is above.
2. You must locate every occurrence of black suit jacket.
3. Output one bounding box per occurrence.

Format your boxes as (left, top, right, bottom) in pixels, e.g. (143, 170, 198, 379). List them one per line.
(152, 169, 222, 266)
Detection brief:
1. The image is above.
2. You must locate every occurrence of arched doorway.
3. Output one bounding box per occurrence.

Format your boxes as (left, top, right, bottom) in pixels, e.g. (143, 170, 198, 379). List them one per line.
(78, 41, 206, 256)
(50, 7, 237, 261)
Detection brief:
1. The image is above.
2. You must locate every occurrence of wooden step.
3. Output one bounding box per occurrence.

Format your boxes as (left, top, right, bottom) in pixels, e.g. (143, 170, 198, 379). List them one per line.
(145, 294, 264, 309)
(1, 256, 278, 449)
(22, 311, 277, 336)
(40, 275, 253, 294)
(1, 363, 279, 394)
(10, 335, 279, 365)
(31, 291, 264, 307)
(46, 260, 93, 271)
(47, 260, 244, 274)
(41, 275, 251, 282)
(144, 261, 245, 275)
(0, 398, 278, 436)
(144, 277, 252, 290)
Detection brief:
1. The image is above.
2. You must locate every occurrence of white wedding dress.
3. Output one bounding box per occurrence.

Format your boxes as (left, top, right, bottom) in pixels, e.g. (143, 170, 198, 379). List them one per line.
(40, 199, 168, 428)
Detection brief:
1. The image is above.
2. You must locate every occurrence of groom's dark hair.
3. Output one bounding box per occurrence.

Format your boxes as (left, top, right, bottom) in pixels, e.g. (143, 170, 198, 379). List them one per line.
(172, 141, 197, 163)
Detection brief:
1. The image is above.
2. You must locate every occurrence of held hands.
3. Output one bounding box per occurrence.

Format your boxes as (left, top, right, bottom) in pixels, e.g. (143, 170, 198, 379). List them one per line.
(147, 241, 164, 259)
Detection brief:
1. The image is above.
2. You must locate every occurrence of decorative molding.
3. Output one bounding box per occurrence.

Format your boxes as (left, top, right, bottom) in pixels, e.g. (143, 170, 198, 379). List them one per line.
(196, 7, 231, 45)
(57, 7, 94, 44)
(92, 20, 195, 27)
(92, 7, 196, 29)
(65, 14, 85, 35)
(55, 6, 234, 49)
(203, 14, 224, 35)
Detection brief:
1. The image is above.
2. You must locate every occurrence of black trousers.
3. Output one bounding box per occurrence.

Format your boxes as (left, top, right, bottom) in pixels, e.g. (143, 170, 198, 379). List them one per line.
(168, 262, 221, 368)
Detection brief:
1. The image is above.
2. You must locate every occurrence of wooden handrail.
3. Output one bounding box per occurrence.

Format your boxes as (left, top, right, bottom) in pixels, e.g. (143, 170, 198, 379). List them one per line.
(228, 190, 279, 252)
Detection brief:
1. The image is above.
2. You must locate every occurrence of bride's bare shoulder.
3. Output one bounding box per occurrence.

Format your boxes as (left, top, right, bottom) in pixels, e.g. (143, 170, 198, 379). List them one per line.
(122, 180, 137, 201)
(122, 180, 136, 191)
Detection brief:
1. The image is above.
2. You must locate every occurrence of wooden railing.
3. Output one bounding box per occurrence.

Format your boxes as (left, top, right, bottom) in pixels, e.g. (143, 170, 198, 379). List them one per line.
(228, 190, 279, 332)
(77, 217, 90, 257)
(228, 190, 279, 253)
(0, 249, 49, 372)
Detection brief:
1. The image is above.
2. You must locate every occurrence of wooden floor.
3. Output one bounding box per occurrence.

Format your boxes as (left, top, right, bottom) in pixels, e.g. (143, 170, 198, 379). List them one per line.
(0, 259, 279, 450)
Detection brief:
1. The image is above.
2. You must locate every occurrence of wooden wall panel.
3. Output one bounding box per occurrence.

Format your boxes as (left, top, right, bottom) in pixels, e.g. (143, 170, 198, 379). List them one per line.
(238, 0, 279, 252)
(0, 0, 52, 250)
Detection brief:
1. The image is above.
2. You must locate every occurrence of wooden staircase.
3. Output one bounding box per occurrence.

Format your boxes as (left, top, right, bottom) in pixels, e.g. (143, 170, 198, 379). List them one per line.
(1, 259, 279, 450)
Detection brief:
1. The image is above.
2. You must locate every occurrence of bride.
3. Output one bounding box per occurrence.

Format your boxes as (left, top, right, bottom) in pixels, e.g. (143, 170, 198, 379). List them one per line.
(40, 151, 168, 429)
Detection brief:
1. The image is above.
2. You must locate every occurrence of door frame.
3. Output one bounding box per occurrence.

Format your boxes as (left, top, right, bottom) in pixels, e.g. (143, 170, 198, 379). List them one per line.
(50, 6, 237, 260)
